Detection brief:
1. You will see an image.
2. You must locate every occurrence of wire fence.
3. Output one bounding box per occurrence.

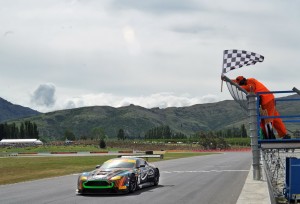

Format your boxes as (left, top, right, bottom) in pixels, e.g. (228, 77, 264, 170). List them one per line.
(262, 148, 300, 203)
(223, 75, 248, 111)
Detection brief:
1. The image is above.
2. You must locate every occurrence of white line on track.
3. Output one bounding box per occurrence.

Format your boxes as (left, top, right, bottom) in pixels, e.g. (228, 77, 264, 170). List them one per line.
(161, 170, 249, 173)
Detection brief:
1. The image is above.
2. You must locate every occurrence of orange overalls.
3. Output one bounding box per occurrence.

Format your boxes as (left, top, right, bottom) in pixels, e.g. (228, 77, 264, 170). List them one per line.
(240, 78, 287, 138)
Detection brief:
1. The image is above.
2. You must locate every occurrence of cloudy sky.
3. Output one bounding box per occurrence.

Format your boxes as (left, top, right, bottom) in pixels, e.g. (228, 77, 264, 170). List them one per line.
(1, 0, 299, 113)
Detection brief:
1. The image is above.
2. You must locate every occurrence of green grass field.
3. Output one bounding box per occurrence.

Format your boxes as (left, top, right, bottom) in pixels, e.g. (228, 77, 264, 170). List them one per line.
(0, 152, 214, 185)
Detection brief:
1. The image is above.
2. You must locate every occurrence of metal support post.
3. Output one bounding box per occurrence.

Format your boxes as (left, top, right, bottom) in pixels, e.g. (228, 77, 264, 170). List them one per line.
(248, 93, 261, 180)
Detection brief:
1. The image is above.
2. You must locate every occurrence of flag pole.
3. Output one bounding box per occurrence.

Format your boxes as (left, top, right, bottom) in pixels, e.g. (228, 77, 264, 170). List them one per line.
(221, 50, 225, 92)
(221, 78, 224, 92)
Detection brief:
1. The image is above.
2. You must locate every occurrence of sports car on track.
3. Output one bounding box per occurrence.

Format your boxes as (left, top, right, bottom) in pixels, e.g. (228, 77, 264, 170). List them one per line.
(76, 157, 160, 194)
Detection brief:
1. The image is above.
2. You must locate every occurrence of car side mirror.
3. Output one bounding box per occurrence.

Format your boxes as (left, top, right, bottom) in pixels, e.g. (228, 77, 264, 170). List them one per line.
(96, 165, 101, 169)
(139, 164, 145, 168)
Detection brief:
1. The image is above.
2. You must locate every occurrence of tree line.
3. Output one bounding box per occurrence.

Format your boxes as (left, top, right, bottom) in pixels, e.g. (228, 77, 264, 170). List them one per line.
(0, 121, 39, 140)
(144, 125, 187, 139)
(65, 124, 248, 141)
(215, 124, 248, 138)
(143, 124, 247, 140)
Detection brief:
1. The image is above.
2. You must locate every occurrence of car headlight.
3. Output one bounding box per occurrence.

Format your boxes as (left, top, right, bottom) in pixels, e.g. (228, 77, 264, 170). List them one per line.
(78, 176, 87, 190)
(79, 176, 87, 181)
(110, 175, 122, 181)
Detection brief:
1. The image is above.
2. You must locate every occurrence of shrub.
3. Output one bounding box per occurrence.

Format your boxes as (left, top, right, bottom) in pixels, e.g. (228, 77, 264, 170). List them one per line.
(99, 139, 106, 149)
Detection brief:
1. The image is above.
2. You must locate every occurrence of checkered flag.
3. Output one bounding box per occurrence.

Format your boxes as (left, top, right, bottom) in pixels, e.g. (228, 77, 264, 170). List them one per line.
(222, 49, 264, 74)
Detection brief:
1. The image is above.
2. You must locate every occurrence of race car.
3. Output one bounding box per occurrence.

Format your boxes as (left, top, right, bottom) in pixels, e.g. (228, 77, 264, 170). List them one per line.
(76, 157, 160, 194)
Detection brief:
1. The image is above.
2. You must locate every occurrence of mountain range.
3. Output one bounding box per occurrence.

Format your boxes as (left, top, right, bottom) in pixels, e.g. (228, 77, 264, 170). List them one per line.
(1, 94, 299, 141)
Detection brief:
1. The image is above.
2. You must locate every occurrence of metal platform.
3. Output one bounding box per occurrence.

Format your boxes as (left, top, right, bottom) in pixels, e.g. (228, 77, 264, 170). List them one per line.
(259, 139, 300, 149)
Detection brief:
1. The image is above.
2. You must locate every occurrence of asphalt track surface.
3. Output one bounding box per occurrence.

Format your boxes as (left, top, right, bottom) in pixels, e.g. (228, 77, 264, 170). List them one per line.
(0, 152, 251, 204)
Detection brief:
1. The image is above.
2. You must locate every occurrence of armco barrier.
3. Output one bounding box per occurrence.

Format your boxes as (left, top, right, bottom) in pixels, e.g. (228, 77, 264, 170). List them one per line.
(89, 151, 109, 154)
(18, 152, 38, 154)
(118, 150, 133, 153)
(50, 152, 77, 154)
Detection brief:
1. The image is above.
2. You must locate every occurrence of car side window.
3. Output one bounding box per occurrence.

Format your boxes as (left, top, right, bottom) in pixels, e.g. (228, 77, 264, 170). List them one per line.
(137, 159, 146, 167)
(136, 159, 141, 167)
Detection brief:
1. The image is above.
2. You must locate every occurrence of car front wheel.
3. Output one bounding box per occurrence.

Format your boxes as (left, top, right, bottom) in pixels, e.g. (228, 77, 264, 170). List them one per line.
(129, 174, 137, 193)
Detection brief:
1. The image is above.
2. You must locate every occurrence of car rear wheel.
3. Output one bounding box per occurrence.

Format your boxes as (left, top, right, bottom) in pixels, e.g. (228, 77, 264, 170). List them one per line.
(129, 174, 137, 193)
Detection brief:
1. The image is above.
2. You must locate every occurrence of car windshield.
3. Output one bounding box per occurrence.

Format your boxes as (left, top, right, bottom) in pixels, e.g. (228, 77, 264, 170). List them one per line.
(101, 159, 135, 169)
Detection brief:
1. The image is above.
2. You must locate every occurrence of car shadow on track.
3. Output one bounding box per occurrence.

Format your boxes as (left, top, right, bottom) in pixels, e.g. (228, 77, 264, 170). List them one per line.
(78, 184, 175, 197)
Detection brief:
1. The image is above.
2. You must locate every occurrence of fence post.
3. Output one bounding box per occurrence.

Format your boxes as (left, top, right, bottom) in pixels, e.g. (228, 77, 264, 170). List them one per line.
(248, 93, 261, 180)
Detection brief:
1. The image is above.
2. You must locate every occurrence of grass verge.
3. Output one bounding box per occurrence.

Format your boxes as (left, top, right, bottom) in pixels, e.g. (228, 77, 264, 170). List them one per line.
(0, 152, 214, 185)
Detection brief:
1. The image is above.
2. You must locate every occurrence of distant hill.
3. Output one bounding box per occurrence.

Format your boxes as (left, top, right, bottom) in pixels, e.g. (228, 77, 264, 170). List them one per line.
(0, 97, 40, 122)
(4, 100, 249, 140)
(3, 94, 300, 141)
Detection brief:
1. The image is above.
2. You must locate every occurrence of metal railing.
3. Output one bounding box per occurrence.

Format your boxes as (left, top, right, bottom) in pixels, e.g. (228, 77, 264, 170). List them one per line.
(258, 88, 300, 203)
(223, 76, 300, 203)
